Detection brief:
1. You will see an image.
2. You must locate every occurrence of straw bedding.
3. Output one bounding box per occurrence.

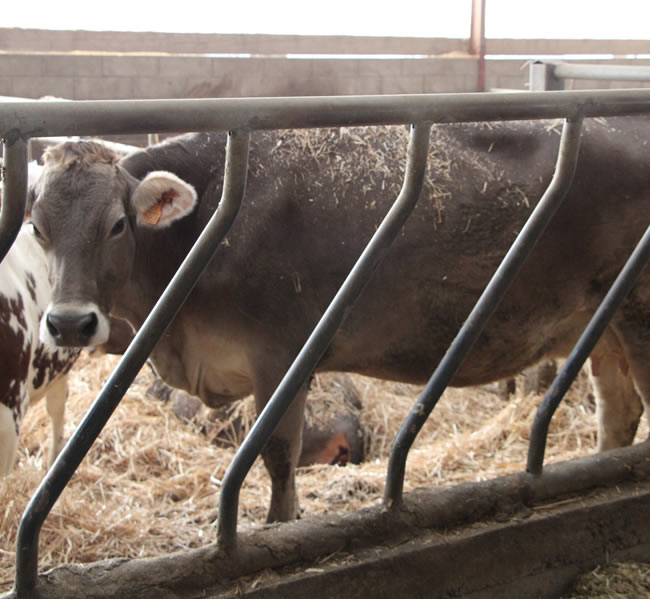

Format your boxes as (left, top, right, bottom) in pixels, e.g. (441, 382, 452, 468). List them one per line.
(1, 352, 647, 595)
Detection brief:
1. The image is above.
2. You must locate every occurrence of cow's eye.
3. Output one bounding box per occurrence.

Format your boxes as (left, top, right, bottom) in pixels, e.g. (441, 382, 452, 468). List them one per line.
(29, 222, 43, 240)
(110, 217, 126, 237)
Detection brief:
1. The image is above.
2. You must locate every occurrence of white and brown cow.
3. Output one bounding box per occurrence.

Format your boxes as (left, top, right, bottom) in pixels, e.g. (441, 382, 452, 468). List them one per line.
(0, 225, 79, 476)
(27, 119, 650, 521)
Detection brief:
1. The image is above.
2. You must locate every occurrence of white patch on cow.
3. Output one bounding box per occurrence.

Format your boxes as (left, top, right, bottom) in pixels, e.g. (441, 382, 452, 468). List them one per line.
(27, 161, 44, 188)
(40, 301, 111, 347)
(0, 284, 20, 304)
(0, 404, 19, 476)
(7, 312, 29, 343)
(1, 225, 79, 477)
(132, 171, 198, 228)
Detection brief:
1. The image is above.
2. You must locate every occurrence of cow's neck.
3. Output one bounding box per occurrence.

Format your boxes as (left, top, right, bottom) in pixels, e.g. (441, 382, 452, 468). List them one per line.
(114, 216, 252, 405)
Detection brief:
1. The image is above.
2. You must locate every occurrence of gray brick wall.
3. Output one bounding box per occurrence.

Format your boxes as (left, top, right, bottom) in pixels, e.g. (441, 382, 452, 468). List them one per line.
(0, 52, 482, 100)
(0, 30, 649, 103)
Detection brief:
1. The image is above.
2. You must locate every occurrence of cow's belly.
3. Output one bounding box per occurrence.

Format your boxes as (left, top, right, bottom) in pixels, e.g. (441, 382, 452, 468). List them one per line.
(150, 332, 253, 408)
(322, 302, 592, 387)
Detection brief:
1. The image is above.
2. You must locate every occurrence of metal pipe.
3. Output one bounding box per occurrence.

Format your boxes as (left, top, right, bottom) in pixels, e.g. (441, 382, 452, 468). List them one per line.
(2, 89, 650, 143)
(553, 63, 650, 82)
(469, 0, 486, 91)
(14, 129, 251, 597)
(0, 138, 27, 262)
(527, 225, 650, 476)
(383, 117, 584, 510)
(216, 122, 432, 550)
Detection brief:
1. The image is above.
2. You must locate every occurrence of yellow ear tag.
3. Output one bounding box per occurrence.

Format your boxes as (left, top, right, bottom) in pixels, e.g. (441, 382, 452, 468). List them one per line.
(141, 203, 162, 225)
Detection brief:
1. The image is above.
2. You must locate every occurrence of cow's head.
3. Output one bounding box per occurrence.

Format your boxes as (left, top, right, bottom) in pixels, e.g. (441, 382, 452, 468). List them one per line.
(29, 140, 197, 348)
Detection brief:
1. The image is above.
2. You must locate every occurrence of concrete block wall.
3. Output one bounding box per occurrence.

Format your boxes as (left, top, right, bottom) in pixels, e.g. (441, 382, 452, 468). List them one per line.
(1, 29, 649, 102)
(0, 53, 480, 100)
(0, 28, 467, 55)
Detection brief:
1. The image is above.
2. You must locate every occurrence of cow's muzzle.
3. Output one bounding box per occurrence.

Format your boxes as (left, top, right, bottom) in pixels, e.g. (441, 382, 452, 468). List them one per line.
(41, 303, 110, 347)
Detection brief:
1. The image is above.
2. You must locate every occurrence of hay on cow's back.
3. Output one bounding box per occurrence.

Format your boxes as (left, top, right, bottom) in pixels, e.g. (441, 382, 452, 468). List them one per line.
(0, 351, 647, 594)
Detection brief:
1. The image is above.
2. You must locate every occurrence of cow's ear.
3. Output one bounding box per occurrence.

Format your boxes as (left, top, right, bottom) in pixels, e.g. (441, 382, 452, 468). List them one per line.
(26, 183, 38, 218)
(131, 171, 197, 228)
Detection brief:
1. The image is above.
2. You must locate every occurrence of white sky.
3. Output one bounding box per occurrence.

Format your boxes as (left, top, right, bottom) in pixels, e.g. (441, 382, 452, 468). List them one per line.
(2, 0, 649, 39)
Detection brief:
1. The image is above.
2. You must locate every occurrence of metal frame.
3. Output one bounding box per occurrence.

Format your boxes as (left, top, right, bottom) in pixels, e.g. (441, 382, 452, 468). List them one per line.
(530, 61, 650, 91)
(1, 88, 650, 595)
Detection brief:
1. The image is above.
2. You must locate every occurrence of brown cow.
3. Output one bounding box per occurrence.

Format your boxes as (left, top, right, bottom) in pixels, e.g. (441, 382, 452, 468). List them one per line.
(27, 119, 650, 522)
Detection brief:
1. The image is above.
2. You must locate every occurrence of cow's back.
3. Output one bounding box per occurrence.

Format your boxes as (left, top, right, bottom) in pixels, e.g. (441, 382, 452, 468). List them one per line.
(157, 119, 649, 387)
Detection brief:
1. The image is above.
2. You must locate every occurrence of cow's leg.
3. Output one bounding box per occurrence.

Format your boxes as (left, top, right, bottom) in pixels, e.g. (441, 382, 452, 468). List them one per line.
(252, 371, 307, 523)
(612, 314, 650, 442)
(45, 376, 68, 468)
(625, 354, 650, 435)
(0, 404, 19, 476)
(589, 328, 643, 451)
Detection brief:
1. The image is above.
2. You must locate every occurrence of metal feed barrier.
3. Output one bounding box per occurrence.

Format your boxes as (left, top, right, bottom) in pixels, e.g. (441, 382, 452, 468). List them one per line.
(1, 89, 650, 596)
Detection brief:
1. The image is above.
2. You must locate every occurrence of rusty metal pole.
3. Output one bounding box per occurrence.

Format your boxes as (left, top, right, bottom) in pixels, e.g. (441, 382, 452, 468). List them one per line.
(469, 0, 486, 92)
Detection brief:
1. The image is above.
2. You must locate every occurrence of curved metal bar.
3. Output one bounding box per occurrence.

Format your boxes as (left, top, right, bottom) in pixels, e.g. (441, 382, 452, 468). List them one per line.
(384, 117, 584, 510)
(217, 122, 433, 550)
(14, 129, 251, 597)
(527, 224, 650, 475)
(0, 138, 28, 263)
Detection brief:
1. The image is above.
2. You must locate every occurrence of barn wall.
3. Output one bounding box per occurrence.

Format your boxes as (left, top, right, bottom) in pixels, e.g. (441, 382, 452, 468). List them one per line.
(0, 53, 479, 99)
(1, 28, 649, 101)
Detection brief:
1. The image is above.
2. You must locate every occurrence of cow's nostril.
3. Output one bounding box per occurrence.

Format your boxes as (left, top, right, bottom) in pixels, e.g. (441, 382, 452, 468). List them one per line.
(46, 314, 61, 339)
(80, 313, 98, 339)
(45, 310, 99, 345)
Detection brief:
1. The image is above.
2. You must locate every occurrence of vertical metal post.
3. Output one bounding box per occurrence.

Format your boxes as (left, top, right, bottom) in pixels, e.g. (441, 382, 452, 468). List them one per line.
(529, 61, 565, 91)
(469, 0, 487, 92)
(13, 129, 250, 597)
(217, 122, 433, 550)
(0, 138, 28, 262)
(527, 225, 650, 475)
(384, 116, 584, 510)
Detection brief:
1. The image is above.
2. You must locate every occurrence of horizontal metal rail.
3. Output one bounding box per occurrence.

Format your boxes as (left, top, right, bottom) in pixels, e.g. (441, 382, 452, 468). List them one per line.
(217, 122, 432, 549)
(384, 116, 584, 508)
(14, 129, 251, 596)
(554, 63, 650, 82)
(529, 61, 650, 92)
(3, 89, 650, 143)
(527, 224, 650, 475)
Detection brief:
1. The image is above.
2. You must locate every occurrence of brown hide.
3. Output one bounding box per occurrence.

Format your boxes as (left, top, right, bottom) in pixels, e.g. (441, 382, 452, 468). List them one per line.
(28, 118, 650, 521)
